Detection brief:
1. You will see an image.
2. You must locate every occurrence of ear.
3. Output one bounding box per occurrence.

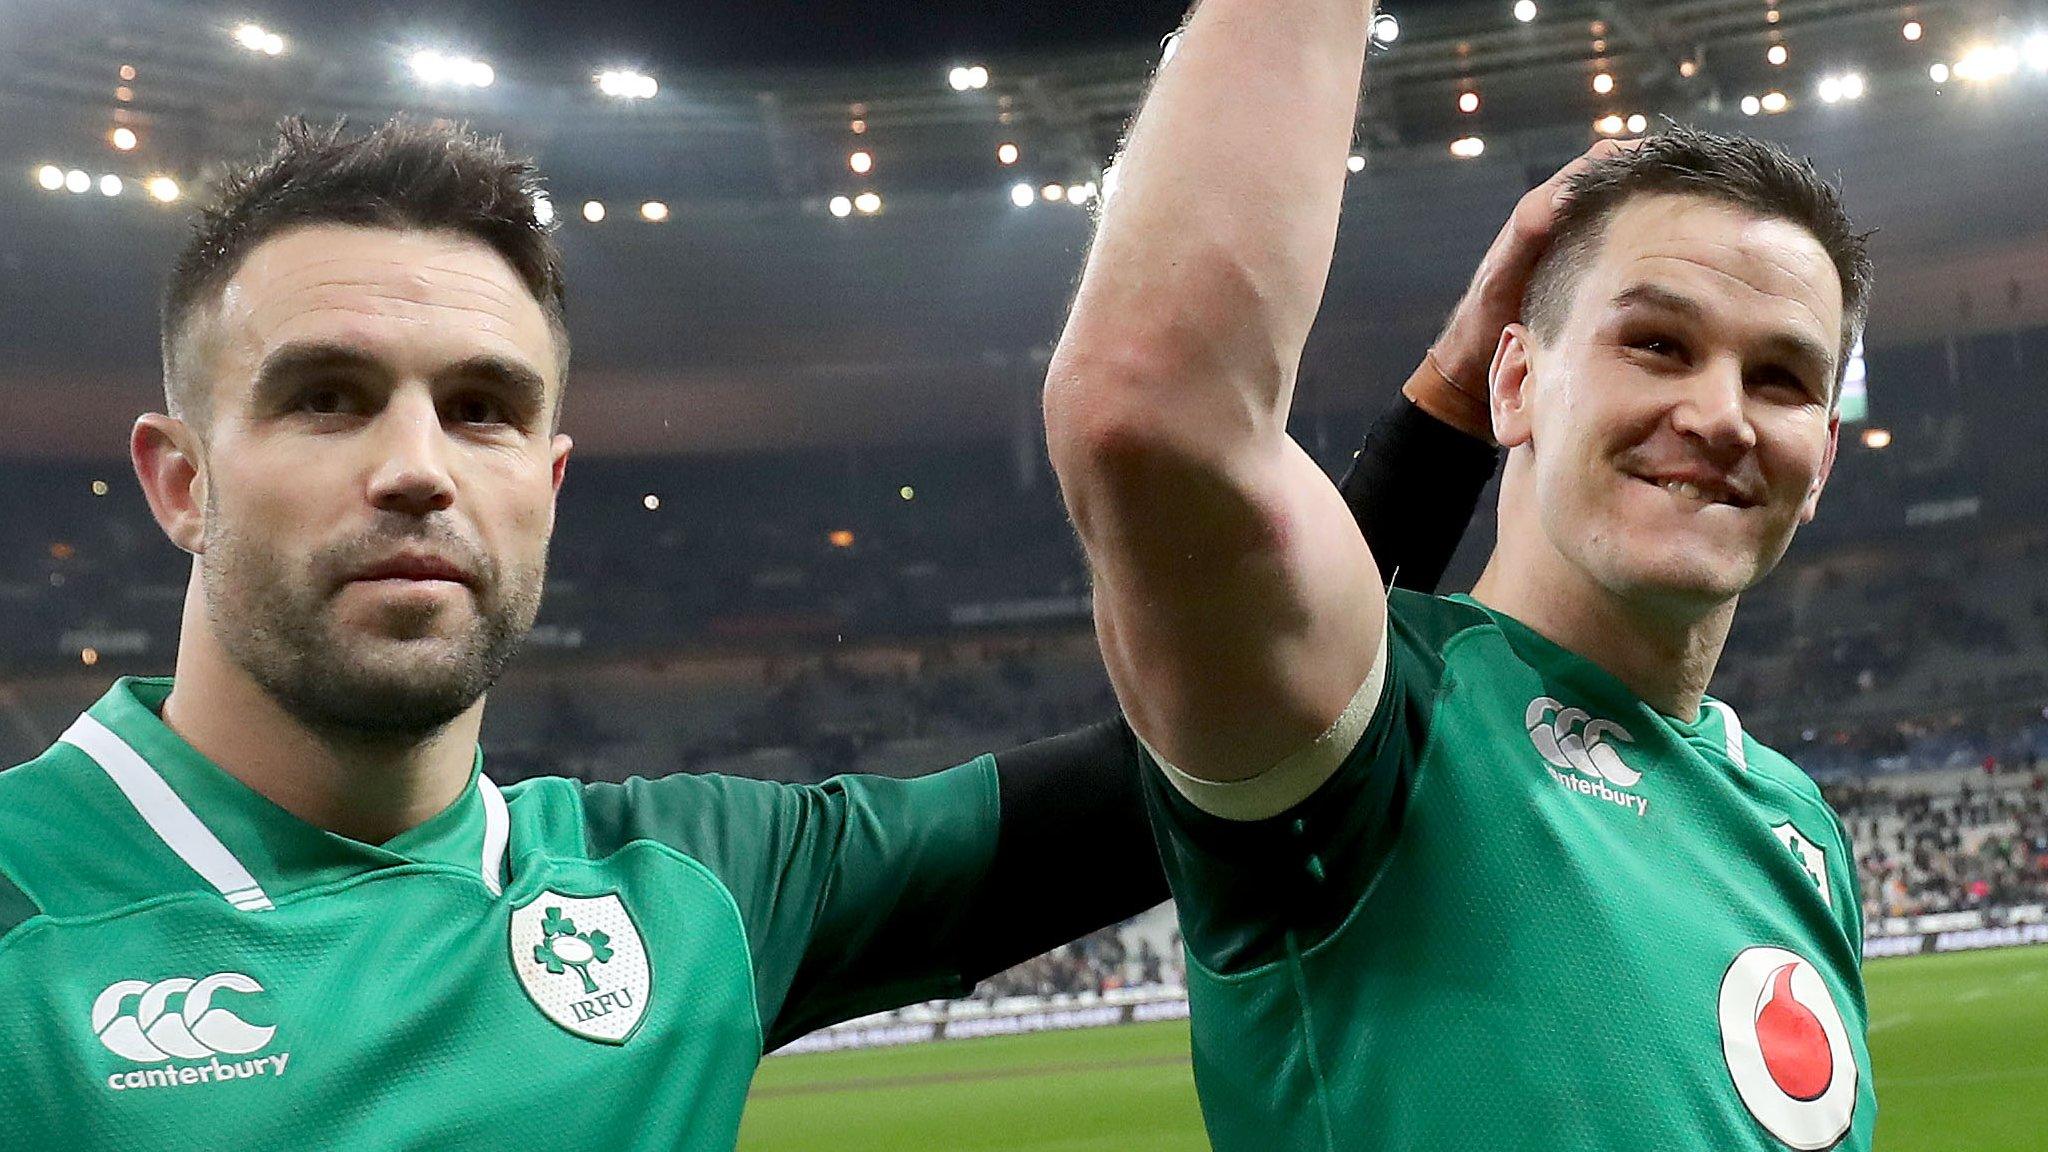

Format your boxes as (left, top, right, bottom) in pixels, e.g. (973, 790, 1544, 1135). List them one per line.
(1490, 323, 1538, 449)
(1799, 412, 1840, 524)
(132, 413, 207, 555)
(550, 432, 573, 496)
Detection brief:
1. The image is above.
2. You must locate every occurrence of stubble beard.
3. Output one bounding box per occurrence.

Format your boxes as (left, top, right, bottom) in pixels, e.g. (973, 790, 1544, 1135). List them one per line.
(199, 509, 544, 743)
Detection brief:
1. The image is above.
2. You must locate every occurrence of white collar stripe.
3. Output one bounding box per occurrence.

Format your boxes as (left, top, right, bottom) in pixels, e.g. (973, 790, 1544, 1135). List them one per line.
(59, 714, 274, 913)
(1705, 699, 1749, 772)
(478, 774, 509, 897)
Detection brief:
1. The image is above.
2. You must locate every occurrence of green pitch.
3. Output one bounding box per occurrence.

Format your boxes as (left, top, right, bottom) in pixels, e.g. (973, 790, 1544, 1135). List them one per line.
(739, 946, 2048, 1151)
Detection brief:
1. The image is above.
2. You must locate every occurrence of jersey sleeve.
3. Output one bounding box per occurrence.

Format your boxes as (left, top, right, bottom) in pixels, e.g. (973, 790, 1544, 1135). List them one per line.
(578, 760, 1001, 1051)
(1139, 589, 1461, 976)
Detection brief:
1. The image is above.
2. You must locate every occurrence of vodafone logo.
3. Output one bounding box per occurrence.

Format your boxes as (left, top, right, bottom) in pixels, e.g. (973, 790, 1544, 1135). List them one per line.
(1718, 947, 1857, 1150)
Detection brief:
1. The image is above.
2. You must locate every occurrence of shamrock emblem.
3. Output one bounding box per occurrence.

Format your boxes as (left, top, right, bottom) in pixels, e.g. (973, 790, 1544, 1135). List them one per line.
(533, 906, 614, 994)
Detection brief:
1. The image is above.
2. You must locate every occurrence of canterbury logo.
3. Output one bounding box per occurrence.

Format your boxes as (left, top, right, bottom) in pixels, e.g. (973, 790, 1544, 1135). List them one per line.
(93, 974, 276, 1062)
(1526, 697, 1642, 787)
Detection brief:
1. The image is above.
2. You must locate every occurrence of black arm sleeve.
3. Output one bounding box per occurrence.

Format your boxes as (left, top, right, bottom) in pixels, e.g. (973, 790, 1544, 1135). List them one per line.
(960, 718, 1168, 982)
(1336, 396, 1503, 593)
(951, 398, 1496, 982)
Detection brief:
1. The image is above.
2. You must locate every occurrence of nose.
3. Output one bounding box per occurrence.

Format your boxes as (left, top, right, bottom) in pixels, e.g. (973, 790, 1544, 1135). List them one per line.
(1669, 357, 1757, 456)
(365, 390, 456, 516)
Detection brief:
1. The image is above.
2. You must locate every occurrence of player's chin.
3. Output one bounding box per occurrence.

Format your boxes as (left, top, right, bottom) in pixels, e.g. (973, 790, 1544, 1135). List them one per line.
(1606, 542, 1757, 608)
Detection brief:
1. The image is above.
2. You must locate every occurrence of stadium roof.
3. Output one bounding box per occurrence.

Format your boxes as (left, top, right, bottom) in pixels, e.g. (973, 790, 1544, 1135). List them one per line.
(1, 0, 2046, 456)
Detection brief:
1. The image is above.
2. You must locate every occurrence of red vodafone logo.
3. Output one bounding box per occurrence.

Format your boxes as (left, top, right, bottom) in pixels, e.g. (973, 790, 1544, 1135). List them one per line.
(1718, 946, 1857, 1149)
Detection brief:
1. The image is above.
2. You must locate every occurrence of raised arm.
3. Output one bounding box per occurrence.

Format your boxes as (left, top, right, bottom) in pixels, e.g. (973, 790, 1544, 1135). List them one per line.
(1044, 0, 1384, 783)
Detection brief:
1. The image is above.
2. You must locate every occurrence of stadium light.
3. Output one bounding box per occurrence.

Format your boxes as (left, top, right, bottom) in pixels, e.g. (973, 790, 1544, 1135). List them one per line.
(1450, 135, 1485, 159)
(1040, 184, 1064, 203)
(1514, 1, 1538, 24)
(1592, 71, 1614, 95)
(410, 50, 494, 89)
(532, 193, 555, 226)
(1625, 113, 1647, 134)
(829, 529, 855, 548)
(849, 150, 873, 175)
(997, 142, 1020, 166)
(948, 65, 989, 91)
(1818, 73, 1865, 104)
(597, 69, 658, 99)
(582, 200, 605, 223)
(91, 480, 109, 497)
(110, 127, 138, 151)
(233, 24, 284, 56)
(147, 176, 180, 203)
(2026, 35, 2048, 72)
(1346, 153, 1366, 173)
(1767, 44, 1788, 66)
(1902, 21, 1923, 43)
(1010, 183, 1034, 208)
(64, 169, 90, 194)
(35, 165, 64, 191)
(829, 195, 854, 218)
(1370, 12, 1400, 46)
(1760, 90, 1789, 113)
(1596, 114, 1625, 135)
(640, 201, 668, 222)
(1067, 183, 1094, 205)
(98, 174, 122, 197)
(899, 486, 916, 501)
(1861, 428, 1892, 450)
(854, 192, 882, 214)
(1458, 90, 1481, 113)
(1952, 44, 2019, 82)
(1929, 62, 1950, 84)
(643, 494, 661, 510)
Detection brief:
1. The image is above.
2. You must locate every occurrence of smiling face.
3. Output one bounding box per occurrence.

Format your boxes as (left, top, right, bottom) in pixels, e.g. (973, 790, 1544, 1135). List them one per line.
(162, 223, 572, 738)
(1494, 194, 1843, 616)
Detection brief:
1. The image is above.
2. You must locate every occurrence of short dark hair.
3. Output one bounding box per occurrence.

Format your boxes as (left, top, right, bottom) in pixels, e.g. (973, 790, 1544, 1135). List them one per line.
(161, 117, 569, 430)
(1523, 125, 1873, 395)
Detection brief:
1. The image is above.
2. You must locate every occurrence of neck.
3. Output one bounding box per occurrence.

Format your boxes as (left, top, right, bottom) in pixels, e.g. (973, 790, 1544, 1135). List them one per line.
(159, 576, 481, 845)
(1471, 525, 1733, 724)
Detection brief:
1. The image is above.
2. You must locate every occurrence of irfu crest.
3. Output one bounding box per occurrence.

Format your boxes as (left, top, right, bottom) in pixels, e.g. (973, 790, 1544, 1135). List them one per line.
(510, 891, 651, 1044)
(534, 907, 614, 994)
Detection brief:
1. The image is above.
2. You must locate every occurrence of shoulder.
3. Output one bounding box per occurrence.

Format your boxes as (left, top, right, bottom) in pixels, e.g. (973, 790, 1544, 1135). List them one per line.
(1386, 587, 1497, 649)
(0, 742, 112, 940)
(1745, 742, 1834, 813)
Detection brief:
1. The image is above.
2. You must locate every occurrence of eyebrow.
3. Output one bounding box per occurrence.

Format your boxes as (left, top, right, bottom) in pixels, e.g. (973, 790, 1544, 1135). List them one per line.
(1610, 283, 1836, 382)
(251, 341, 550, 415)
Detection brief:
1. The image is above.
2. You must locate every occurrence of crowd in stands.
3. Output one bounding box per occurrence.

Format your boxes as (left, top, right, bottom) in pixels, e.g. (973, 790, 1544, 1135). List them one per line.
(1828, 755, 2048, 925)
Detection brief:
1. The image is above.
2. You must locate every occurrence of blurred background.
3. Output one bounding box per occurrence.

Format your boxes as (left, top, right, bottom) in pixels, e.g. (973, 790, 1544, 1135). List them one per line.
(3, 1, 2046, 1147)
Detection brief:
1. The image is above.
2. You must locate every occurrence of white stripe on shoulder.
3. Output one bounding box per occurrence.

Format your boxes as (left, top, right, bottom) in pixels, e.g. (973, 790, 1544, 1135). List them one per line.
(59, 714, 274, 912)
(1704, 699, 1749, 772)
(1144, 618, 1392, 823)
(477, 773, 509, 897)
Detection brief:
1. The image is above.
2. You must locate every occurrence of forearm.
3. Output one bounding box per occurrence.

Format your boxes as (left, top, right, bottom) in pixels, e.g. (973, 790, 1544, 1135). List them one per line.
(959, 719, 1169, 982)
(1340, 389, 1502, 592)
(1046, 0, 1374, 445)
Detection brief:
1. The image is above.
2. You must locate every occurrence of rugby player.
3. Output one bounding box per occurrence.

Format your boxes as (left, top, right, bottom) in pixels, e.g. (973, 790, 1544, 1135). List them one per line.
(1045, 2, 1875, 1148)
(0, 115, 1512, 1149)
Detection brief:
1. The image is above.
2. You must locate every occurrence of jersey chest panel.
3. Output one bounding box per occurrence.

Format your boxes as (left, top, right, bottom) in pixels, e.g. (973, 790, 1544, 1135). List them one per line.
(1190, 633, 1874, 1152)
(1, 851, 763, 1152)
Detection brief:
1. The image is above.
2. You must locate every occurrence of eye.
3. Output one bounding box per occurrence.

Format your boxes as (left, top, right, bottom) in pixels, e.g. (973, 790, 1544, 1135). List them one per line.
(449, 393, 511, 426)
(1628, 335, 1684, 359)
(1750, 366, 1817, 402)
(292, 387, 352, 415)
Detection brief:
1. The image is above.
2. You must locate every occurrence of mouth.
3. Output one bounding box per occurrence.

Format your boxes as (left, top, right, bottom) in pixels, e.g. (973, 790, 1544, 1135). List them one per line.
(1631, 473, 1759, 510)
(345, 552, 477, 589)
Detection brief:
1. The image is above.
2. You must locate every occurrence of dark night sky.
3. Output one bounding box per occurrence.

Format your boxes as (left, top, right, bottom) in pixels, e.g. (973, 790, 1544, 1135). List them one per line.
(273, 1, 1202, 68)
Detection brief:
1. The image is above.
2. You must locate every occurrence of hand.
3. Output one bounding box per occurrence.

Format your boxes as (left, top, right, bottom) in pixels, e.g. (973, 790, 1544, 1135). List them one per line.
(1429, 138, 1641, 393)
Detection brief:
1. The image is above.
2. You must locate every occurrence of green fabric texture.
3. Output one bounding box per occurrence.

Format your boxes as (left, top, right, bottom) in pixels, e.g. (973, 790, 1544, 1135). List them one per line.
(1145, 589, 1876, 1152)
(0, 677, 1002, 1151)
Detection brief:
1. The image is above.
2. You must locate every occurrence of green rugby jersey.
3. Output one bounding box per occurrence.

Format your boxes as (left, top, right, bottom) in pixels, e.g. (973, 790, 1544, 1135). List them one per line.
(0, 677, 999, 1150)
(1144, 590, 1873, 1151)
